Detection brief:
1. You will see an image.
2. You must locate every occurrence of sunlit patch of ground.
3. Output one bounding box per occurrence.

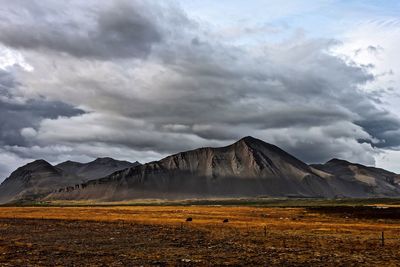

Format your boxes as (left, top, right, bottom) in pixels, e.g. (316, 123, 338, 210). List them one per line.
(0, 205, 399, 266)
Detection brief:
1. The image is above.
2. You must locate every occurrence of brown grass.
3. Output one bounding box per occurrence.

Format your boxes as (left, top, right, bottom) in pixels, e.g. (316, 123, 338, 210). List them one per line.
(0, 206, 399, 266)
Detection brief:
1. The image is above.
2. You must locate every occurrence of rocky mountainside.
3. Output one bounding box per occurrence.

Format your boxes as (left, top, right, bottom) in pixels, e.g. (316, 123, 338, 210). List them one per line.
(0, 158, 140, 203)
(56, 157, 140, 180)
(51, 136, 337, 200)
(311, 158, 400, 197)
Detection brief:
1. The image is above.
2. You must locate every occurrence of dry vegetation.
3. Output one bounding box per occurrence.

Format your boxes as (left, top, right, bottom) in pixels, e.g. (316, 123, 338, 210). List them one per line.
(0, 205, 400, 266)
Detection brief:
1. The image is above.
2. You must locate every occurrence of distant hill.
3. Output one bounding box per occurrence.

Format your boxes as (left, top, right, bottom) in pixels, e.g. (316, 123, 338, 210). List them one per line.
(311, 158, 400, 197)
(56, 157, 140, 180)
(0, 158, 140, 203)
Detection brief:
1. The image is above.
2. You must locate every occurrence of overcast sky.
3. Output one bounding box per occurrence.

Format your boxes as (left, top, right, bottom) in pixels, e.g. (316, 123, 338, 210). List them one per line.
(0, 0, 399, 180)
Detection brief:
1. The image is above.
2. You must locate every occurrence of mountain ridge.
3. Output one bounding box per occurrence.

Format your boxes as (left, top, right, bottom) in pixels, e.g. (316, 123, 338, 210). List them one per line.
(56, 157, 140, 181)
(0, 157, 141, 203)
(2, 136, 400, 203)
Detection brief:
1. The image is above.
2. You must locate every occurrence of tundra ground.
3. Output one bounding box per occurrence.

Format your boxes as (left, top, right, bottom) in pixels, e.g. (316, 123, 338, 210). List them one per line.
(0, 205, 399, 266)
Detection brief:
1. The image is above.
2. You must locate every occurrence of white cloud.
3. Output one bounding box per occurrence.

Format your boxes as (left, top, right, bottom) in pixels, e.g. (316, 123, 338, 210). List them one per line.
(334, 18, 400, 104)
(0, 46, 33, 71)
(20, 127, 37, 138)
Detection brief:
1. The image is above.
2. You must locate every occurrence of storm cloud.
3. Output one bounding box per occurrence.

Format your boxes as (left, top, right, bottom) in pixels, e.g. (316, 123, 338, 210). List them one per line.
(0, 0, 180, 59)
(0, 0, 399, 179)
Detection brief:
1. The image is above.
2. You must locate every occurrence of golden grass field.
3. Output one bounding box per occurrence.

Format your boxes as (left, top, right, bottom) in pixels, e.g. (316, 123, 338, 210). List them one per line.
(0, 204, 400, 266)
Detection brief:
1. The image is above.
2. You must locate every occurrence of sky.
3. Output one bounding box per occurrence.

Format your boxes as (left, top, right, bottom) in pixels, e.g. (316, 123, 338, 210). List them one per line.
(0, 0, 400, 180)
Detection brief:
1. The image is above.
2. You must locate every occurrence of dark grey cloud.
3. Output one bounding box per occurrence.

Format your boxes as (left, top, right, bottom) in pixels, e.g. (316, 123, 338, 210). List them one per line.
(0, 69, 84, 147)
(0, 0, 175, 59)
(355, 110, 400, 148)
(0, 68, 17, 96)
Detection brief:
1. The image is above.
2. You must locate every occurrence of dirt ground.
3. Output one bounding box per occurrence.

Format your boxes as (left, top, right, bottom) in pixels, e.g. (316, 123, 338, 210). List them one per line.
(0, 206, 399, 266)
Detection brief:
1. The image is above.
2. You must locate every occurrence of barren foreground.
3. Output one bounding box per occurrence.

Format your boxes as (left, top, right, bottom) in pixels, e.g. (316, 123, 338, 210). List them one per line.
(0, 205, 400, 266)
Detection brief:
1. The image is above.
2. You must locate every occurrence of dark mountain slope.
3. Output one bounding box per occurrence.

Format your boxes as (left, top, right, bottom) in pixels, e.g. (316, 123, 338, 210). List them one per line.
(0, 160, 82, 203)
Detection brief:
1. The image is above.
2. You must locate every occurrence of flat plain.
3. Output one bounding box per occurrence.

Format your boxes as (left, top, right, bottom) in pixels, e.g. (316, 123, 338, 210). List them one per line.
(0, 201, 400, 266)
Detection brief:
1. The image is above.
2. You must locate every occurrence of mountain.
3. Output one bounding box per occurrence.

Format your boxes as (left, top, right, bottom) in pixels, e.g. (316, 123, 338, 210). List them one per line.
(56, 157, 140, 180)
(0, 160, 82, 203)
(50, 136, 337, 200)
(311, 158, 400, 197)
(0, 158, 140, 204)
(4, 137, 400, 203)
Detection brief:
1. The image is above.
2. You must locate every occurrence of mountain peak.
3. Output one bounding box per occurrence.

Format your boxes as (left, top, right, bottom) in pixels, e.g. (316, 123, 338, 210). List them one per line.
(236, 136, 284, 153)
(58, 160, 82, 165)
(92, 157, 115, 164)
(3, 159, 61, 185)
(63, 160, 78, 164)
(239, 136, 260, 143)
(32, 159, 49, 164)
(24, 159, 53, 169)
(326, 158, 351, 165)
(236, 136, 267, 148)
